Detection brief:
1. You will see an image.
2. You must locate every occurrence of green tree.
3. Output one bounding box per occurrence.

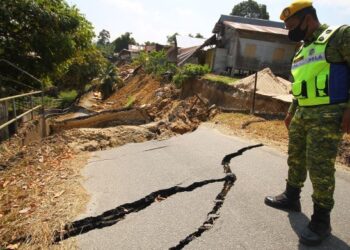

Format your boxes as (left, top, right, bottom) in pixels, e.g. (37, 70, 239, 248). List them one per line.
(144, 41, 156, 46)
(97, 29, 110, 46)
(0, 0, 96, 91)
(55, 47, 107, 93)
(113, 32, 136, 53)
(100, 63, 120, 100)
(189, 33, 204, 39)
(230, 0, 269, 20)
(96, 29, 114, 59)
(167, 32, 179, 44)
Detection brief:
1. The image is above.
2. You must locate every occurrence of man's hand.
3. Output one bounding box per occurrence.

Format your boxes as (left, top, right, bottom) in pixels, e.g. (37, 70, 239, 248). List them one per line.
(342, 108, 350, 134)
(284, 112, 293, 130)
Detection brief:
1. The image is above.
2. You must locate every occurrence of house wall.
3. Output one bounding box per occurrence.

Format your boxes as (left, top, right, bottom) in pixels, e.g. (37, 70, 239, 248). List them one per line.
(212, 48, 228, 73)
(214, 27, 297, 76)
(235, 37, 295, 74)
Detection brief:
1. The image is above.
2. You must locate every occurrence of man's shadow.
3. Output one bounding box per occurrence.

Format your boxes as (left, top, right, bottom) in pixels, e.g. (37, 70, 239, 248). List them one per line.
(288, 212, 350, 249)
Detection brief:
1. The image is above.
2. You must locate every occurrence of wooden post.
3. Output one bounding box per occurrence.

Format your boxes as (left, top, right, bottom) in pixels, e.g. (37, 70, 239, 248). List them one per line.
(40, 91, 46, 137)
(0, 101, 9, 141)
(12, 99, 17, 132)
(250, 72, 258, 115)
(30, 95, 34, 120)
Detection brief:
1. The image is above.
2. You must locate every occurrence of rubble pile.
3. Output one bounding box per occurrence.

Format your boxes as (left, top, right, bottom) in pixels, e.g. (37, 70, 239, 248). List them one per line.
(144, 85, 219, 135)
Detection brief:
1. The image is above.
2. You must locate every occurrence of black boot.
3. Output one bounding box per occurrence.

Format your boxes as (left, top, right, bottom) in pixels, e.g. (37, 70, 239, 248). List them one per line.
(264, 183, 301, 212)
(300, 204, 332, 246)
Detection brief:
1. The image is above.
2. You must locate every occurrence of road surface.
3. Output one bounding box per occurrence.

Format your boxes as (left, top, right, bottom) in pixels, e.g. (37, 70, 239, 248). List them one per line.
(64, 125, 350, 249)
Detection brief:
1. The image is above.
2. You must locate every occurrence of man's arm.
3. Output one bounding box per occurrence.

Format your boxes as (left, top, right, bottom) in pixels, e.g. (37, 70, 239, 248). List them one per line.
(285, 99, 298, 129)
(339, 25, 350, 133)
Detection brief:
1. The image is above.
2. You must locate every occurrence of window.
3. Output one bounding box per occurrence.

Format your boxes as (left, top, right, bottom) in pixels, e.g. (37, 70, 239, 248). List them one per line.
(273, 48, 285, 61)
(244, 44, 257, 58)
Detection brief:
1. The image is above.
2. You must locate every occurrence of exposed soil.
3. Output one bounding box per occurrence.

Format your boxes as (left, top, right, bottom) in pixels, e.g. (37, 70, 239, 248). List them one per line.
(209, 113, 350, 168)
(103, 73, 162, 110)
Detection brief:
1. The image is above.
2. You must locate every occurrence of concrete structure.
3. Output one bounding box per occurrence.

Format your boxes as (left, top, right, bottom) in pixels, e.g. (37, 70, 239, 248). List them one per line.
(211, 15, 297, 77)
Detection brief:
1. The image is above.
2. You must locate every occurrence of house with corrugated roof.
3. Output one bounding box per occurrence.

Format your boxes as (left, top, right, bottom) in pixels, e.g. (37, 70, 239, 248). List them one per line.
(209, 15, 297, 77)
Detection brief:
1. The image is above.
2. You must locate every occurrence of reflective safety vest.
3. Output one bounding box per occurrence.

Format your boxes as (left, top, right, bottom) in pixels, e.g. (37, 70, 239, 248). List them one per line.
(291, 26, 350, 106)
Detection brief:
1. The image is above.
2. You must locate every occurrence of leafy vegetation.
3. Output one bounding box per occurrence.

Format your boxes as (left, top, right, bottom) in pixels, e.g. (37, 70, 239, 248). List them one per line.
(96, 29, 114, 58)
(189, 33, 204, 38)
(125, 96, 136, 108)
(58, 90, 78, 108)
(231, 0, 269, 20)
(113, 32, 136, 53)
(100, 64, 120, 100)
(133, 50, 177, 76)
(202, 74, 240, 85)
(0, 0, 107, 95)
(167, 32, 179, 44)
(173, 64, 210, 88)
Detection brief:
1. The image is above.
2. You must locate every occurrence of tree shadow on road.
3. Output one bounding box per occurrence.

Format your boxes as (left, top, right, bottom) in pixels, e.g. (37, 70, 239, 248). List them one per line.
(287, 212, 350, 250)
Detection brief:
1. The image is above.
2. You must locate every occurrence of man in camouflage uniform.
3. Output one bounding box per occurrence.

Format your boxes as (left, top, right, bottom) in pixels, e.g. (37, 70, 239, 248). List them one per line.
(264, 0, 350, 246)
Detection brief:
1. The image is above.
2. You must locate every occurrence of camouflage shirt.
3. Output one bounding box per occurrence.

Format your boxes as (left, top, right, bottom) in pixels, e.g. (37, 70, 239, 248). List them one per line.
(288, 24, 350, 114)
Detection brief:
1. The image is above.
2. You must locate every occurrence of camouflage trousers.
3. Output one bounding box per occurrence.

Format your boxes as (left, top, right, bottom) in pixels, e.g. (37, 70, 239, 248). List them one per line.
(287, 104, 345, 210)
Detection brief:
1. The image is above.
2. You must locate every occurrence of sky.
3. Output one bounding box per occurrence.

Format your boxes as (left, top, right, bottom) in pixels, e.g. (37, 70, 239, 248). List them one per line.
(67, 0, 350, 44)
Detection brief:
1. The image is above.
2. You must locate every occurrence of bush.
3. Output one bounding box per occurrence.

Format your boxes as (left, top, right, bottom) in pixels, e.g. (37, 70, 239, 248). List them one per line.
(58, 90, 78, 108)
(133, 50, 176, 76)
(100, 64, 120, 100)
(173, 64, 210, 88)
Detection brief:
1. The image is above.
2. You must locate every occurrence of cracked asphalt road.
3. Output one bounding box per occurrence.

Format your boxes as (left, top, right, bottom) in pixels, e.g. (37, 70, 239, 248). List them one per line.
(72, 125, 350, 250)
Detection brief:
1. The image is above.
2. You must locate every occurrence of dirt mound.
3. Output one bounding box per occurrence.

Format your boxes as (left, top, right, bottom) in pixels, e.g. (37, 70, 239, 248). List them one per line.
(235, 68, 291, 96)
(63, 126, 156, 152)
(104, 74, 162, 110)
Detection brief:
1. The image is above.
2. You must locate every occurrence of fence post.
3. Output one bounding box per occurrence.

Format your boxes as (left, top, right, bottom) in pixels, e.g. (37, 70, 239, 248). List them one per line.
(0, 101, 9, 141)
(250, 72, 258, 115)
(30, 95, 34, 120)
(12, 99, 18, 132)
(41, 91, 46, 137)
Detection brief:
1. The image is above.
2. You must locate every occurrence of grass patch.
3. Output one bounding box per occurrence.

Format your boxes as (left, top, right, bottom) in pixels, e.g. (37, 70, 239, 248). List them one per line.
(202, 74, 240, 85)
(125, 96, 136, 108)
(58, 90, 78, 108)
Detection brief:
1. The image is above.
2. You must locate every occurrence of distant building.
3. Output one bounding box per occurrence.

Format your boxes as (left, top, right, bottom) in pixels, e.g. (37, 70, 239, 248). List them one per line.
(166, 35, 216, 66)
(210, 15, 297, 77)
(145, 43, 171, 53)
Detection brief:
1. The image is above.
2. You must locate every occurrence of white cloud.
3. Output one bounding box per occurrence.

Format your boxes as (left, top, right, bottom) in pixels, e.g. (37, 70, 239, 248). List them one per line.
(175, 8, 195, 18)
(317, 0, 350, 6)
(100, 0, 145, 15)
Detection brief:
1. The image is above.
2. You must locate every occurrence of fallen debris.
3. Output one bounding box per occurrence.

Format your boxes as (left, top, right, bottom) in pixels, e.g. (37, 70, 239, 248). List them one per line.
(62, 126, 156, 152)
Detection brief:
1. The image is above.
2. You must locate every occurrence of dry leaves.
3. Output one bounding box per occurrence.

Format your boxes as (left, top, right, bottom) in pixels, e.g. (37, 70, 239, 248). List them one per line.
(54, 190, 65, 198)
(6, 243, 20, 249)
(0, 133, 84, 249)
(19, 207, 31, 214)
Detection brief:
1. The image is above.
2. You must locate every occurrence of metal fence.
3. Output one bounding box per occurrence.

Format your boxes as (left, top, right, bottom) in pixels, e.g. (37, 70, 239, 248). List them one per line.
(0, 91, 45, 141)
(0, 59, 47, 141)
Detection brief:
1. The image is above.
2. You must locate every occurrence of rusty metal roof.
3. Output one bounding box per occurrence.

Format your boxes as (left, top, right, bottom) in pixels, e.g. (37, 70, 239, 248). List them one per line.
(213, 15, 285, 33)
(177, 35, 216, 66)
(223, 21, 288, 36)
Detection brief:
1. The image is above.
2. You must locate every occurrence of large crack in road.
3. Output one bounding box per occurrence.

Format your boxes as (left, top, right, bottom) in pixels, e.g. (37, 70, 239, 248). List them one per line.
(53, 177, 228, 242)
(53, 143, 263, 248)
(170, 143, 263, 249)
